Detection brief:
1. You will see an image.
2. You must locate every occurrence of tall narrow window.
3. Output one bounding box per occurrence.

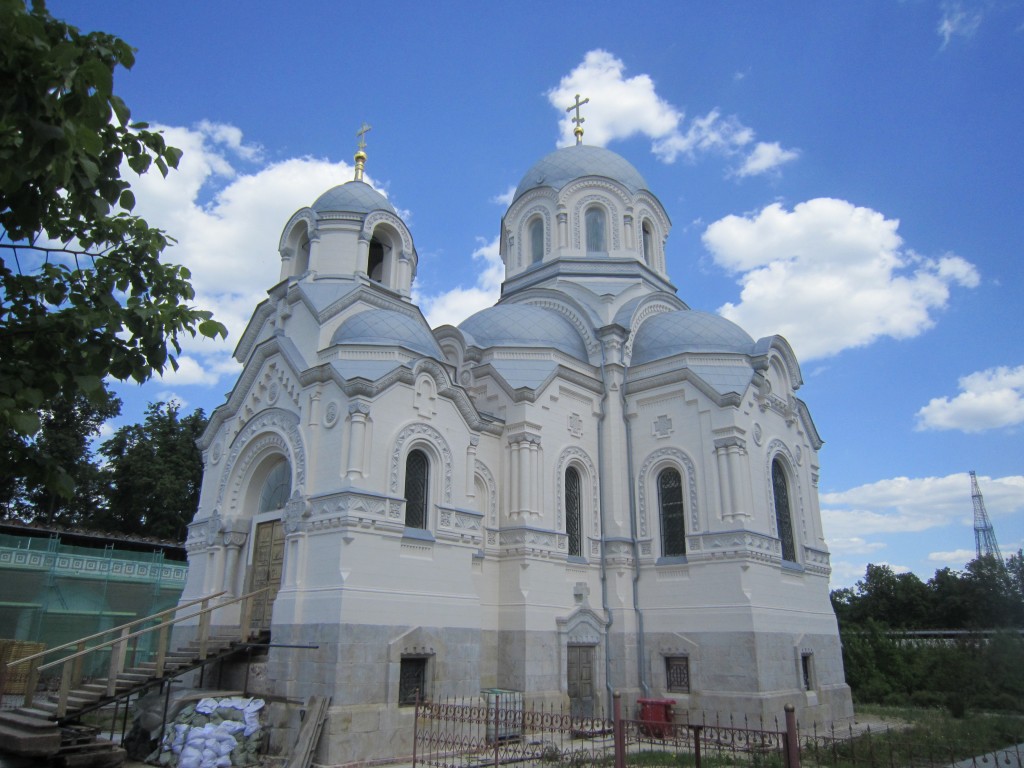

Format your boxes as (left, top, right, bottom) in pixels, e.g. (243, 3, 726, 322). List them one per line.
(658, 468, 686, 557)
(404, 449, 429, 529)
(641, 222, 652, 264)
(565, 467, 582, 557)
(585, 207, 606, 253)
(530, 218, 544, 264)
(259, 461, 291, 513)
(772, 459, 796, 562)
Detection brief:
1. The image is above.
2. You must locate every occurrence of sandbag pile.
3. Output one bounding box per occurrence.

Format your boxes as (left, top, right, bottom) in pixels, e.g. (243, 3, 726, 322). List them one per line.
(146, 696, 265, 768)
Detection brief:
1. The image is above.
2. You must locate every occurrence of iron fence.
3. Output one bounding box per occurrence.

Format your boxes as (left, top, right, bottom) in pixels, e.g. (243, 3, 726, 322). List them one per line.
(414, 696, 1024, 768)
(413, 694, 796, 768)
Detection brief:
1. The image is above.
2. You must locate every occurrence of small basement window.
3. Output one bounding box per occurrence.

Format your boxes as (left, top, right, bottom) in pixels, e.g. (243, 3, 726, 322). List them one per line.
(399, 657, 428, 705)
(801, 653, 814, 691)
(665, 656, 690, 693)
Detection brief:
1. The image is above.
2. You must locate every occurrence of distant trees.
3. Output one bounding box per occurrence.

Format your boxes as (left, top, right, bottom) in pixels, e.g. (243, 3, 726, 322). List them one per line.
(832, 557, 1024, 631)
(833, 557, 1024, 714)
(1, 388, 207, 543)
(97, 401, 207, 541)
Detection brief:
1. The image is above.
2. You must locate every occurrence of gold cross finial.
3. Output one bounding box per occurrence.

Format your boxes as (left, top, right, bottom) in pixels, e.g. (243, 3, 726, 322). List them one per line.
(354, 122, 372, 181)
(567, 94, 589, 145)
(357, 122, 372, 152)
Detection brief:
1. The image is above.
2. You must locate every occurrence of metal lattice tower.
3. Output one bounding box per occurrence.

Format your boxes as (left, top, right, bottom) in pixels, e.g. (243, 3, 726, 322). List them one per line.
(970, 470, 1004, 561)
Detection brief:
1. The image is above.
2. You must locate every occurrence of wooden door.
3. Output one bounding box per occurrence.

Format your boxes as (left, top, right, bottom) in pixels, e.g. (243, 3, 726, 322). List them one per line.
(567, 645, 595, 717)
(250, 519, 285, 630)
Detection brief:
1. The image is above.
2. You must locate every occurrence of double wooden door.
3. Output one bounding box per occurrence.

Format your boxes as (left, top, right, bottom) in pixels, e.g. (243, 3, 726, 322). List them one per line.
(249, 519, 285, 630)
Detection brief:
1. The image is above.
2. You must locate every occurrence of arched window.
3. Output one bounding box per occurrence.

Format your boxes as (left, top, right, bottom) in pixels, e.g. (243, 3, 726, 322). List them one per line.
(565, 467, 582, 557)
(585, 207, 606, 253)
(658, 468, 686, 557)
(404, 449, 430, 529)
(368, 238, 385, 282)
(772, 459, 796, 562)
(530, 218, 544, 264)
(259, 461, 291, 513)
(641, 222, 653, 264)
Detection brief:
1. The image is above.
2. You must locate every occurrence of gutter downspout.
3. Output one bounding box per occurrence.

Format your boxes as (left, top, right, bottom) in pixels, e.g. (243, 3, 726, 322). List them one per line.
(596, 352, 615, 716)
(622, 381, 650, 697)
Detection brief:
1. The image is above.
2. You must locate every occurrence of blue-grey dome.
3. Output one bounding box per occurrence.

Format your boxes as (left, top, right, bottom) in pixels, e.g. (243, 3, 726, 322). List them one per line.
(331, 309, 442, 358)
(513, 145, 649, 202)
(312, 181, 396, 215)
(631, 310, 755, 365)
(459, 304, 588, 360)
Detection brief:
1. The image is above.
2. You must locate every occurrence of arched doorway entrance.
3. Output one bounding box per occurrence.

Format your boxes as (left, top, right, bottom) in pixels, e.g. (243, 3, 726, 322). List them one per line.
(249, 459, 290, 630)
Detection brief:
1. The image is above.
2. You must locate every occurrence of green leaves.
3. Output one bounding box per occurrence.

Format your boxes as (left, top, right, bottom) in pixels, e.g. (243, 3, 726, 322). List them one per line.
(0, 1, 227, 501)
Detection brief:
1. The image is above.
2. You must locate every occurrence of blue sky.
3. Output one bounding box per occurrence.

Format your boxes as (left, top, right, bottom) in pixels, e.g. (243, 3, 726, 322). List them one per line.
(51, 1, 1024, 588)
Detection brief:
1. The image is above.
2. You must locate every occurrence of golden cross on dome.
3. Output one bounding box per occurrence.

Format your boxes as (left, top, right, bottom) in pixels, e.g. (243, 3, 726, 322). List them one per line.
(353, 122, 372, 181)
(356, 122, 372, 152)
(566, 94, 589, 145)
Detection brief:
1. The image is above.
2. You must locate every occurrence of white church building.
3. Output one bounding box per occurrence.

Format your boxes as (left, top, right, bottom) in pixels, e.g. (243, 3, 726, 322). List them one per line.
(181, 128, 853, 764)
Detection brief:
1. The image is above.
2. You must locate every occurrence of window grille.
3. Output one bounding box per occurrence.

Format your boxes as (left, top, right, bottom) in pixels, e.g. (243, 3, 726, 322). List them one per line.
(404, 450, 429, 529)
(658, 468, 686, 557)
(399, 657, 427, 705)
(772, 460, 796, 562)
(566, 467, 582, 557)
(666, 656, 690, 692)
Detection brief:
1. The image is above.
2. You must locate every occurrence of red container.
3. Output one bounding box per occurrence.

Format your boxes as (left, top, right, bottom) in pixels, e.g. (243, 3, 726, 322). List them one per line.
(636, 698, 675, 738)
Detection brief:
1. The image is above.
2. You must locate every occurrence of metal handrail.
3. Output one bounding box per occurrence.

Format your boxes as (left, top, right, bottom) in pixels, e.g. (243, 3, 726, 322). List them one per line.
(2, 591, 227, 670)
(35, 587, 271, 672)
(4, 585, 274, 716)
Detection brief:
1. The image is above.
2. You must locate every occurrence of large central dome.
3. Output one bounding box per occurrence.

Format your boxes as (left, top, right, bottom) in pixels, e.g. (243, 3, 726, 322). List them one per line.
(512, 144, 649, 203)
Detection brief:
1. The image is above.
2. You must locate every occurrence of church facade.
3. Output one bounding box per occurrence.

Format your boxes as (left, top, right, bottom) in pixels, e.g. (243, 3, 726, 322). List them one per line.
(180, 137, 852, 764)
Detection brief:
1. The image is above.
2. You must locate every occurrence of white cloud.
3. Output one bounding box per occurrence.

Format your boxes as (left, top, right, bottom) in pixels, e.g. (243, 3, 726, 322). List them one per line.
(125, 122, 380, 386)
(195, 120, 263, 162)
(703, 198, 979, 360)
(916, 364, 1024, 432)
(491, 186, 516, 207)
(827, 537, 888, 556)
(927, 548, 976, 567)
(414, 236, 503, 329)
(938, 2, 984, 48)
(735, 142, 800, 177)
(547, 50, 797, 176)
(821, 473, 1024, 541)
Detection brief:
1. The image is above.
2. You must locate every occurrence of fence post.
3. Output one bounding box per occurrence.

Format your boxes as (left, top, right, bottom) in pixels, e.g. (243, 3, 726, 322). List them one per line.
(71, 640, 86, 687)
(614, 692, 625, 768)
(784, 704, 800, 768)
(692, 725, 703, 768)
(23, 660, 39, 708)
(154, 621, 169, 679)
(411, 689, 420, 768)
(493, 694, 500, 768)
(56, 661, 72, 718)
(198, 597, 211, 660)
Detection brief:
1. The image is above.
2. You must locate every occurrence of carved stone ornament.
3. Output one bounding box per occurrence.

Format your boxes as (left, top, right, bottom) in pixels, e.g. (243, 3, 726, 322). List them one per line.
(283, 491, 311, 533)
(324, 401, 339, 427)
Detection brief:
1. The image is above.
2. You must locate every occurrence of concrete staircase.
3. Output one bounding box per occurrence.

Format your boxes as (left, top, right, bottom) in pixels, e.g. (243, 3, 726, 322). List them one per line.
(0, 634, 251, 766)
